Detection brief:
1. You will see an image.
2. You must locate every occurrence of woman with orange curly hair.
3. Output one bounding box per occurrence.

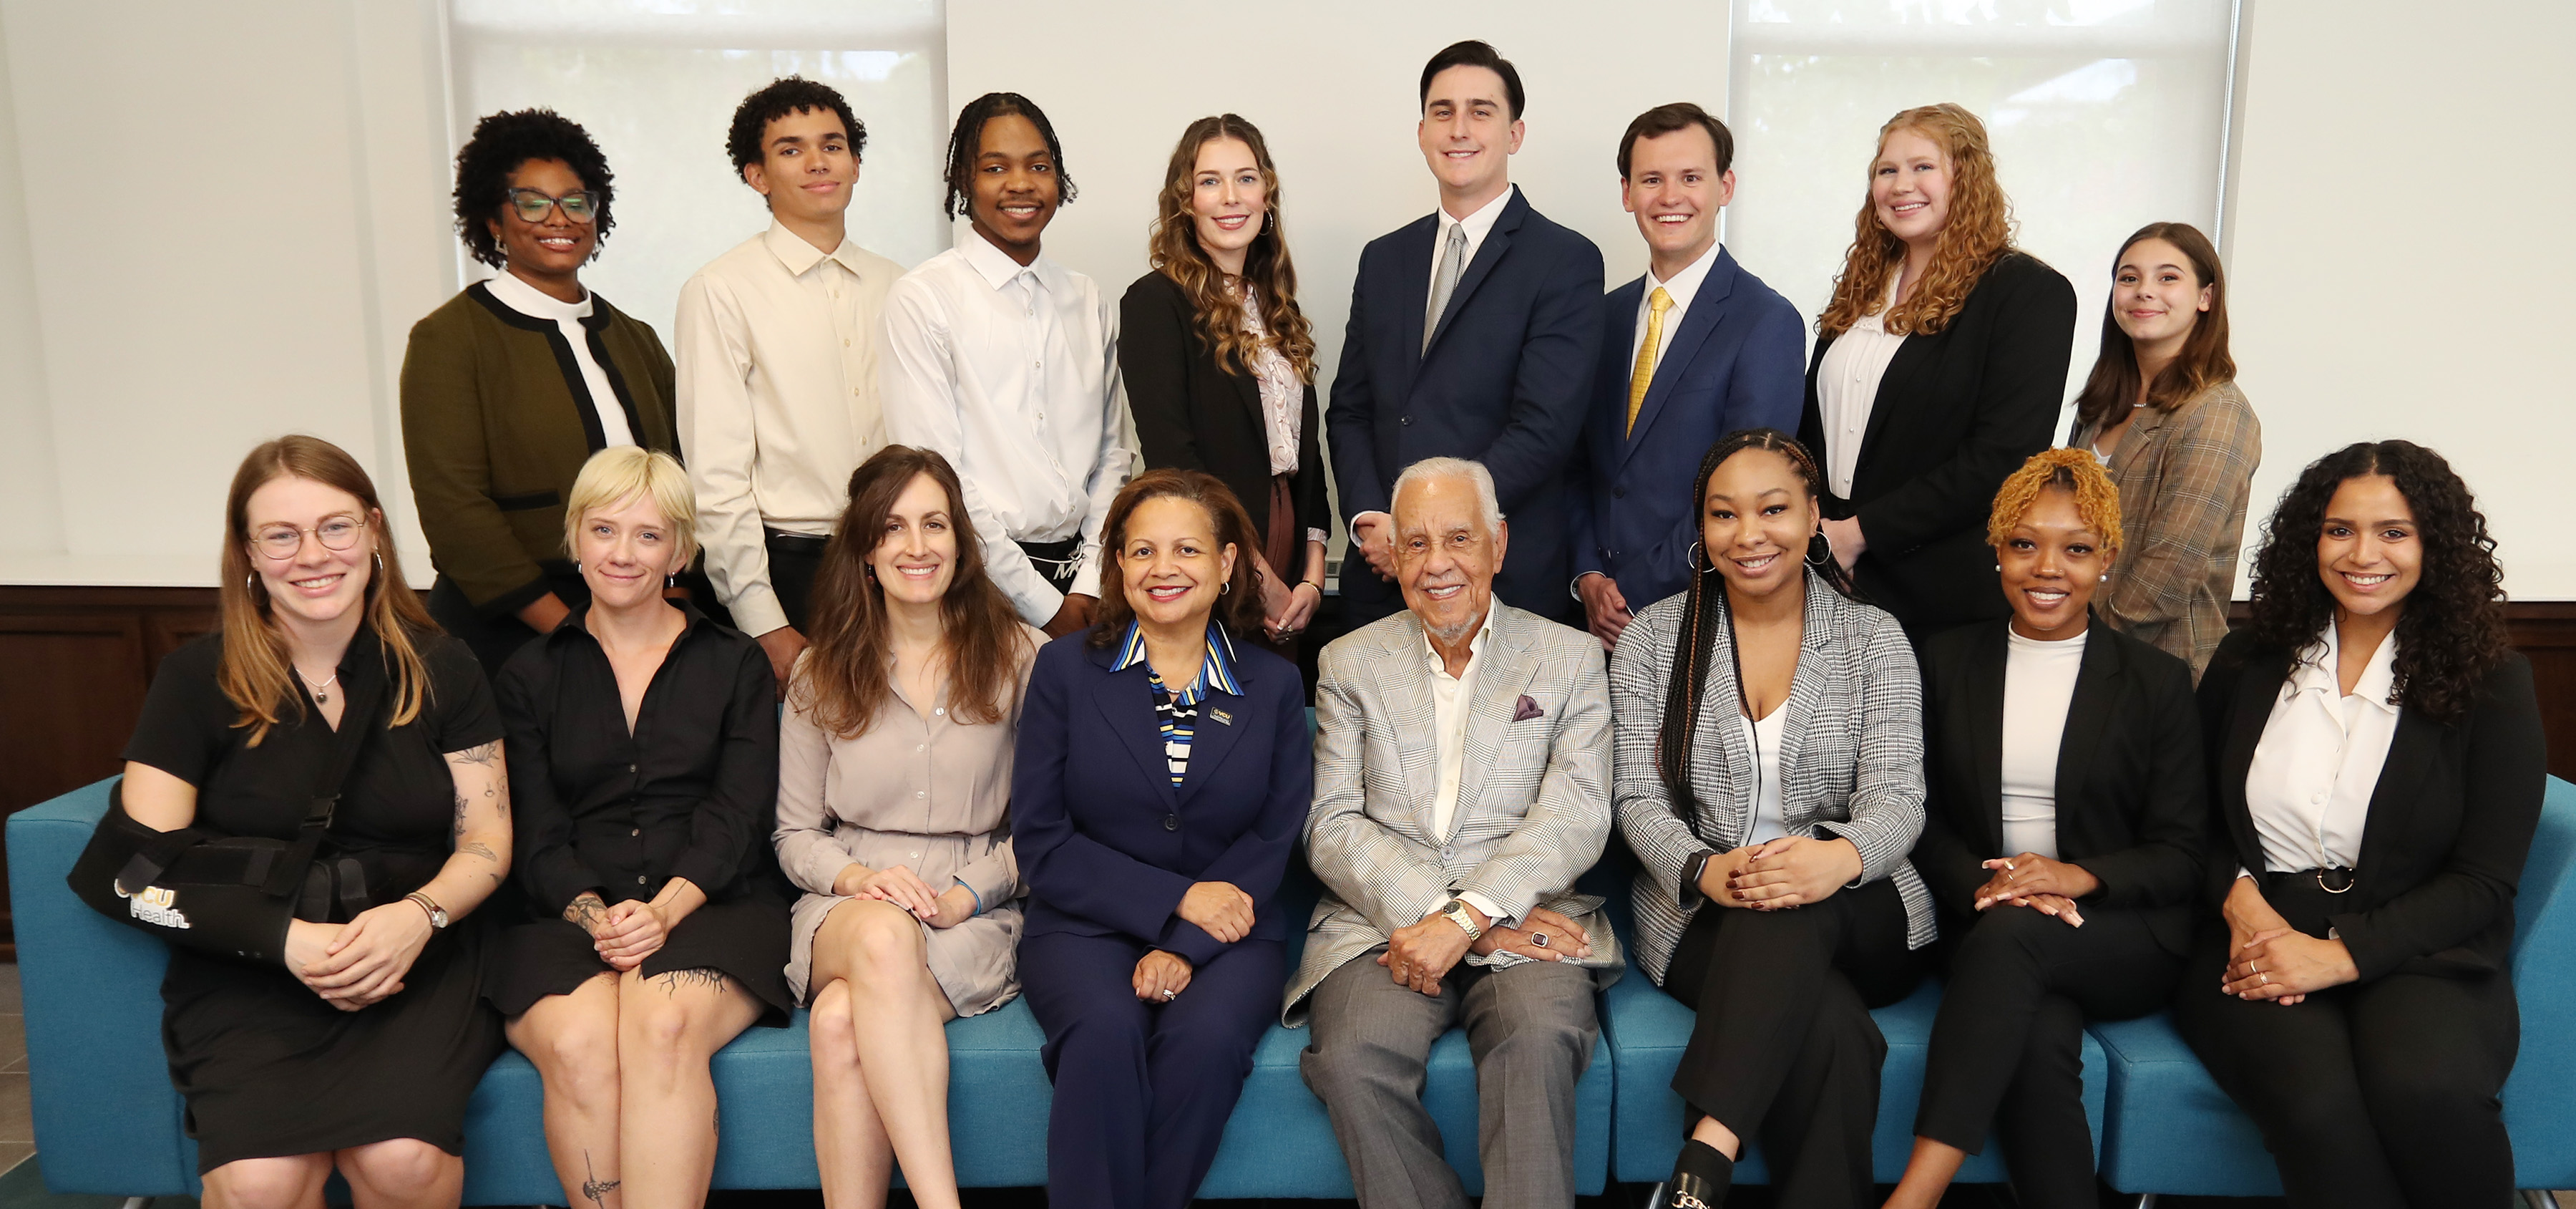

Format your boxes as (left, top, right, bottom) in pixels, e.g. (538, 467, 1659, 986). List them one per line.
(1797, 103, 2077, 641)
(1118, 115, 1329, 654)
(1885, 448, 2207, 1209)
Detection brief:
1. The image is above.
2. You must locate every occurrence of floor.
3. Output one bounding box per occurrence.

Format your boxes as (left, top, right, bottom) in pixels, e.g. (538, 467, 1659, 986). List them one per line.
(0, 960, 2546, 1208)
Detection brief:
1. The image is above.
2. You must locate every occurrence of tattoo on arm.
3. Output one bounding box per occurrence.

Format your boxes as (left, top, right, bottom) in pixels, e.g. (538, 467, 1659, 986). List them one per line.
(565, 893, 608, 935)
(459, 840, 499, 863)
(450, 740, 502, 767)
(579, 1150, 619, 1209)
(452, 792, 469, 840)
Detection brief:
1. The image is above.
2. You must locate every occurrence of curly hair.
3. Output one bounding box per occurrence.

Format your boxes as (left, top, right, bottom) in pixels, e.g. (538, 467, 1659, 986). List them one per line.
(726, 76, 867, 178)
(1987, 447, 2123, 551)
(2071, 221, 2237, 435)
(2243, 440, 2509, 725)
(1147, 115, 1317, 384)
(1818, 103, 2016, 339)
(943, 92, 1077, 220)
(792, 446, 1028, 739)
(1086, 470, 1264, 649)
(452, 109, 615, 270)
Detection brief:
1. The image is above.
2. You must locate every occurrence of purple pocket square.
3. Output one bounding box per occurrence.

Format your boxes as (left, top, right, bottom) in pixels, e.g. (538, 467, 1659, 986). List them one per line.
(1513, 694, 1545, 722)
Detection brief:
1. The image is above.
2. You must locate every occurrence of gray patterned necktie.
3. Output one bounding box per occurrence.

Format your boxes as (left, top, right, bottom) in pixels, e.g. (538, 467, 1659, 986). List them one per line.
(1423, 220, 1467, 354)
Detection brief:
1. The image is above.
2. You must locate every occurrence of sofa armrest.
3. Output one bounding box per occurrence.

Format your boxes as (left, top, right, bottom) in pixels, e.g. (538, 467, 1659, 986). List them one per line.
(2505, 777, 2576, 1189)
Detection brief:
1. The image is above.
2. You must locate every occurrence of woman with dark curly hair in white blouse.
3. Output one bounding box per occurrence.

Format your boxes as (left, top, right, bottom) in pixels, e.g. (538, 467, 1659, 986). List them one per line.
(1611, 427, 1931, 1209)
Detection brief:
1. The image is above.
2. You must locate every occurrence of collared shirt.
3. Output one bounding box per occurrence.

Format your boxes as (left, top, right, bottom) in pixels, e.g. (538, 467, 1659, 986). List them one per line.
(1420, 608, 1507, 926)
(675, 220, 904, 637)
(1629, 243, 1723, 374)
(1817, 276, 1908, 499)
(1237, 291, 1330, 546)
(1110, 620, 1245, 785)
(1425, 183, 1517, 308)
(481, 271, 637, 451)
(882, 231, 1129, 626)
(2243, 623, 2401, 875)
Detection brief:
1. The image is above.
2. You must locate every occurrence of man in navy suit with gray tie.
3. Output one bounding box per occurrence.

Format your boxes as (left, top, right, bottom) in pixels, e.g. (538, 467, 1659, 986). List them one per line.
(1327, 39, 1605, 626)
(1566, 103, 1805, 648)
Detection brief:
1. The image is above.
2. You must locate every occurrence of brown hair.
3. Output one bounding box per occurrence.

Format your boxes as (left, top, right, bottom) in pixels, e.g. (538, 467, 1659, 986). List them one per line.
(219, 436, 437, 744)
(1148, 115, 1317, 384)
(1818, 104, 2017, 339)
(2071, 221, 2237, 434)
(793, 446, 1031, 739)
(1988, 447, 2124, 551)
(1086, 470, 1265, 649)
(1618, 102, 1734, 179)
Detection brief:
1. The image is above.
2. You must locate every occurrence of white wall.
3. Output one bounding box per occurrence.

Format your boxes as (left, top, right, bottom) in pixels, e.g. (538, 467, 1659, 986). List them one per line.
(2221, 0, 2576, 596)
(1, 0, 2571, 596)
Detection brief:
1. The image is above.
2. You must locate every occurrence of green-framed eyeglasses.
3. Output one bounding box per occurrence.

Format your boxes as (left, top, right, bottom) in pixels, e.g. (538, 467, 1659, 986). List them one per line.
(507, 187, 600, 224)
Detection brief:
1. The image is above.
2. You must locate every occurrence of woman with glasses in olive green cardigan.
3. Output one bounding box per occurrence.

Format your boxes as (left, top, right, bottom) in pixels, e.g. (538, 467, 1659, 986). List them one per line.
(401, 108, 693, 673)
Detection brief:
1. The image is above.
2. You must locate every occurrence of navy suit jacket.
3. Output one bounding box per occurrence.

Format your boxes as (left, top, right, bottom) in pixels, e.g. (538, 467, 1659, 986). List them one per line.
(1324, 188, 1604, 622)
(1010, 629, 1313, 968)
(1566, 247, 1805, 613)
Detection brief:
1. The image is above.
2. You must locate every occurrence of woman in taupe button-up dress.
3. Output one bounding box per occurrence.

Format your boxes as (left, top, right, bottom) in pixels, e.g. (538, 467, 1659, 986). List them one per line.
(2065, 221, 2260, 681)
(773, 445, 1040, 1209)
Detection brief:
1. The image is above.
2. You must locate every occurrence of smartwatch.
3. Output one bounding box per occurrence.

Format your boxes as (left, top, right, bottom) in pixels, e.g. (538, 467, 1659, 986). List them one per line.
(1682, 850, 1719, 905)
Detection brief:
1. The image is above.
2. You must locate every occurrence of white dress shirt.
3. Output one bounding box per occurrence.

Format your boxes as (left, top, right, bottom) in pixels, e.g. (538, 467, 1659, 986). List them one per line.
(1817, 276, 1908, 499)
(481, 271, 637, 451)
(1629, 243, 1723, 374)
(675, 221, 904, 637)
(2242, 623, 2400, 876)
(882, 232, 1129, 626)
(1422, 608, 1508, 927)
(2000, 628, 2089, 859)
(1738, 701, 1790, 845)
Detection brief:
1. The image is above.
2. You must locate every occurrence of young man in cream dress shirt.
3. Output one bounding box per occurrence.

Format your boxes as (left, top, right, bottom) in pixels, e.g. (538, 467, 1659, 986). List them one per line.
(677, 77, 904, 690)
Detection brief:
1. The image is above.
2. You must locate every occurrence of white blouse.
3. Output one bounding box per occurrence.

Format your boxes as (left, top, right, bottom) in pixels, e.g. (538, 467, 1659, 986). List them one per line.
(1815, 276, 1908, 499)
(1239, 289, 1329, 546)
(2242, 623, 2400, 875)
(1738, 701, 1791, 845)
(1999, 628, 2089, 858)
(482, 268, 637, 450)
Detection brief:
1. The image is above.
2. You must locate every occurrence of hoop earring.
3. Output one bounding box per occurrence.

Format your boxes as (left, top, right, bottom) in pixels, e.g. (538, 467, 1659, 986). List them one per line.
(666, 573, 678, 587)
(1222, 580, 1233, 595)
(1805, 539, 1833, 570)
(1686, 541, 1707, 574)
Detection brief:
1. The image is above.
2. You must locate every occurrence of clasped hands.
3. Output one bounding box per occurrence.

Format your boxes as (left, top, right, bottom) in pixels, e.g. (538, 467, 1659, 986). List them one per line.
(1377, 903, 1595, 997)
(2218, 875, 2358, 1005)
(836, 863, 977, 930)
(1130, 880, 1258, 1003)
(1971, 853, 2098, 927)
(283, 901, 436, 1012)
(1698, 835, 1865, 910)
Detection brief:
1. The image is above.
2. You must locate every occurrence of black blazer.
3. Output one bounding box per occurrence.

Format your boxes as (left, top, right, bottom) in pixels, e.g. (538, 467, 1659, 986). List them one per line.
(1119, 271, 1328, 552)
(2198, 627, 2547, 981)
(1324, 188, 1605, 621)
(1916, 618, 2208, 955)
(1799, 252, 2075, 637)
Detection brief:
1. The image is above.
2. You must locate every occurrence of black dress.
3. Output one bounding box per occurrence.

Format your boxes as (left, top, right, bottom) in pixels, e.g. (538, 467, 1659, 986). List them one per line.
(121, 625, 507, 1173)
(487, 603, 793, 1021)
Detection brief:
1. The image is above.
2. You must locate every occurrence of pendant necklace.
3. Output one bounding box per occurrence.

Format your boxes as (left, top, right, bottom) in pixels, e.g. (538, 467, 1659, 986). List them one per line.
(298, 667, 341, 705)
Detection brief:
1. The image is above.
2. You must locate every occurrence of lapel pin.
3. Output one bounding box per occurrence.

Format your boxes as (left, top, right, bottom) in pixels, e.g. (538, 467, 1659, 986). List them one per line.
(1210, 707, 1234, 726)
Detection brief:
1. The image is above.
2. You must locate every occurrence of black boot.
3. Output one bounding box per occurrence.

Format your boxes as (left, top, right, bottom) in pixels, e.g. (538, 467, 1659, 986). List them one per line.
(1662, 1138, 1733, 1209)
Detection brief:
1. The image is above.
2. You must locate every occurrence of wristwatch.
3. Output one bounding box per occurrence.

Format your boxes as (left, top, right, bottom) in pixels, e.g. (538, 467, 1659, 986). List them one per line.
(1438, 897, 1485, 941)
(1683, 850, 1719, 905)
(406, 891, 451, 930)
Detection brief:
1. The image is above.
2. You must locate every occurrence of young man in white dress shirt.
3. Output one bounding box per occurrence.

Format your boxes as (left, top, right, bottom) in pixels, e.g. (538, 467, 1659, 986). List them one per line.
(883, 92, 1128, 636)
(677, 77, 905, 689)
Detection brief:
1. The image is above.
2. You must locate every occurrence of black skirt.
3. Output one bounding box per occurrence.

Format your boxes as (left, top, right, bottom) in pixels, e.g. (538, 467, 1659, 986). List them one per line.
(162, 923, 504, 1173)
(485, 893, 794, 1024)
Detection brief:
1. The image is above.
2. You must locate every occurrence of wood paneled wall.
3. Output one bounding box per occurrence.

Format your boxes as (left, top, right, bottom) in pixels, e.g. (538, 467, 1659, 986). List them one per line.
(2, 588, 2572, 956)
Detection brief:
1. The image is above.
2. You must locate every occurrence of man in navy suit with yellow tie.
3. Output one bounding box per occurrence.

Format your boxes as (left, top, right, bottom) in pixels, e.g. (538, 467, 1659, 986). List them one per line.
(1567, 103, 1805, 648)
(1327, 39, 1605, 626)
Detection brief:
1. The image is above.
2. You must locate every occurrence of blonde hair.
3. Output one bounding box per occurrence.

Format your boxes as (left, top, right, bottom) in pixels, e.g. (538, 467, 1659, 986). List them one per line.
(219, 436, 437, 744)
(563, 447, 698, 568)
(1818, 103, 2017, 339)
(1988, 447, 2123, 552)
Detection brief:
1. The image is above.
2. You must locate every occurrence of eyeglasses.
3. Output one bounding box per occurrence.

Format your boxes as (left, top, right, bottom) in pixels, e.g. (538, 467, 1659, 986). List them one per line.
(506, 187, 600, 225)
(251, 515, 368, 560)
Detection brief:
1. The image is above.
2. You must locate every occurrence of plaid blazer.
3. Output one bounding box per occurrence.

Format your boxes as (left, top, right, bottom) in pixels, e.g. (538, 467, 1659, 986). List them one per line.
(1284, 603, 1622, 1023)
(2068, 381, 2261, 681)
(1610, 572, 1933, 986)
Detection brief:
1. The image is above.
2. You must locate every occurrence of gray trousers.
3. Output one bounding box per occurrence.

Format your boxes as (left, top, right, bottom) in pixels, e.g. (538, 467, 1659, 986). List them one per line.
(1299, 947, 1600, 1209)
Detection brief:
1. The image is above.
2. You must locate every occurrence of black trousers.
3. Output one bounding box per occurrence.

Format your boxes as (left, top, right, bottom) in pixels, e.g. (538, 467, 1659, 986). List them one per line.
(1916, 905, 2182, 1208)
(762, 530, 826, 633)
(1017, 537, 1083, 594)
(2174, 878, 2519, 1209)
(1662, 878, 1928, 1209)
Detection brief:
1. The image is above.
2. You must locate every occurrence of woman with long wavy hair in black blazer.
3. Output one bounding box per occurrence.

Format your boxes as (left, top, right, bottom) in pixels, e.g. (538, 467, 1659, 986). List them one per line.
(1119, 115, 1328, 654)
(1884, 448, 2206, 1209)
(1798, 103, 2077, 644)
(2180, 440, 2543, 1208)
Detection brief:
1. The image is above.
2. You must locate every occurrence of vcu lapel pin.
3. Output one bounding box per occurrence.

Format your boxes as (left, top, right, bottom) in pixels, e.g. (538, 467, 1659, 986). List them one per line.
(1209, 707, 1234, 726)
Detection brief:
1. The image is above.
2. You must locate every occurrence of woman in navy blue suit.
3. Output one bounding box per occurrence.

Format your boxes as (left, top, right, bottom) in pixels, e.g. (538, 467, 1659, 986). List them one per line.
(1012, 468, 1314, 1209)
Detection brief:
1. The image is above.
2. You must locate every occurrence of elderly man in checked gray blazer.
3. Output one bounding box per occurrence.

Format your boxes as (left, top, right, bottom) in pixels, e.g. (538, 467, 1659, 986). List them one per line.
(1287, 457, 1623, 1209)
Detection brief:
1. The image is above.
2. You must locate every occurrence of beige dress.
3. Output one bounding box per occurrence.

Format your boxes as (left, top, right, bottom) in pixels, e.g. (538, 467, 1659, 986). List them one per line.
(774, 627, 1041, 1014)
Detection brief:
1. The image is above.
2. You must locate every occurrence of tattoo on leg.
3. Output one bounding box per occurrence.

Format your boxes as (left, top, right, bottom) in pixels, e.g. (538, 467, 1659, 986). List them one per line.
(580, 1149, 619, 1208)
(654, 968, 729, 997)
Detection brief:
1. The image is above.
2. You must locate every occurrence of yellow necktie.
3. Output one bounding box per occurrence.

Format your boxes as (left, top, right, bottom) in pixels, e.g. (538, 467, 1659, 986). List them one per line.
(1626, 286, 1674, 437)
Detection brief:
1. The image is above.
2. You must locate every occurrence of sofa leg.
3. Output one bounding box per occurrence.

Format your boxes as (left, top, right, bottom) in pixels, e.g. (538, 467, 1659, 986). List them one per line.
(2132, 1195, 2157, 1209)
(119, 1198, 149, 1209)
(2520, 1191, 2560, 1209)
